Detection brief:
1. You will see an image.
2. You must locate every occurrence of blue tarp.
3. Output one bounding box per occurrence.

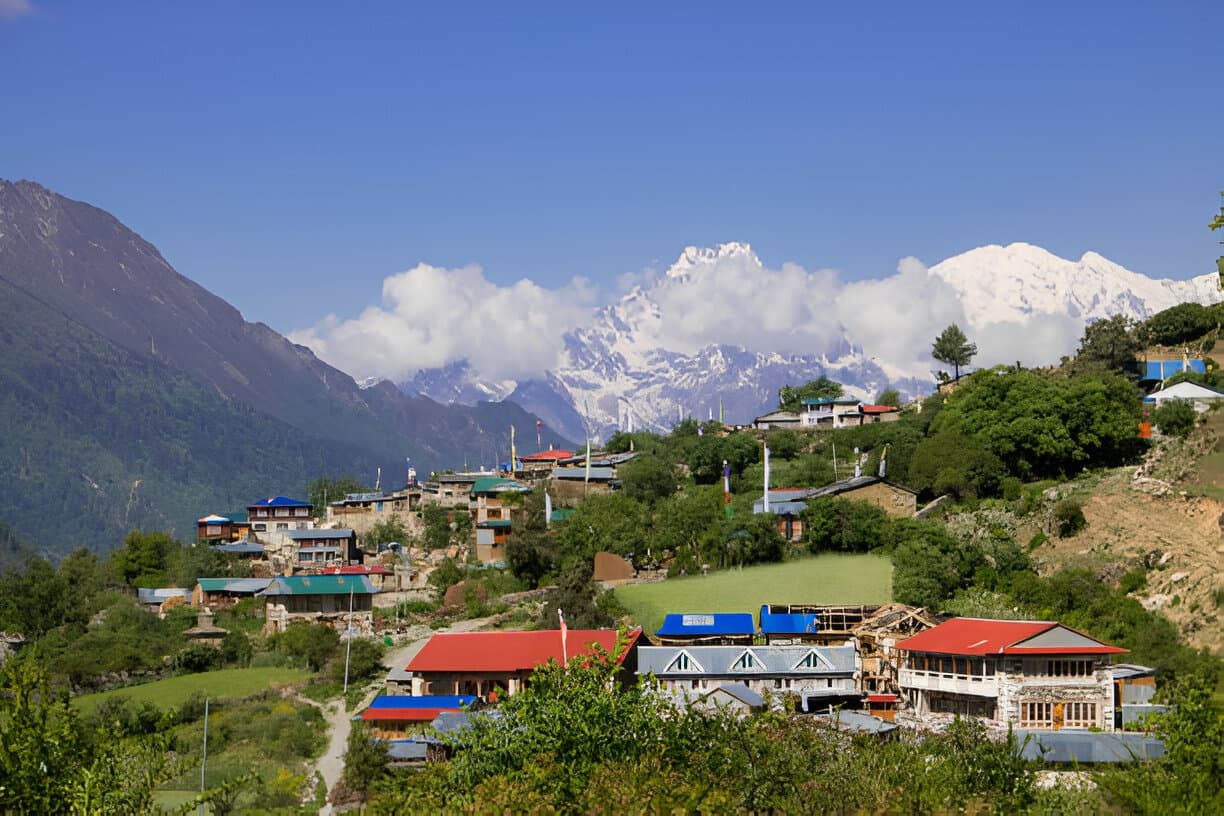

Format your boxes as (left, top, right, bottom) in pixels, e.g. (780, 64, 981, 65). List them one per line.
(1142, 359, 1206, 382)
(657, 613, 756, 637)
(759, 606, 819, 634)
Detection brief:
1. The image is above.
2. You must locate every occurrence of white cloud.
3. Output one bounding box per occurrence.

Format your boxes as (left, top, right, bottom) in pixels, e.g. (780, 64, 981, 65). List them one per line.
(289, 263, 594, 382)
(291, 244, 1098, 388)
(0, 0, 34, 21)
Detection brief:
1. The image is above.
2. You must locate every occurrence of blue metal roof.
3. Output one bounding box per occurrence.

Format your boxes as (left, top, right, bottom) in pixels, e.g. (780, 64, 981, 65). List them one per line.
(656, 613, 756, 637)
(1142, 359, 1206, 382)
(368, 695, 476, 710)
(759, 606, 819, 634)
(248, 496, 312, 508)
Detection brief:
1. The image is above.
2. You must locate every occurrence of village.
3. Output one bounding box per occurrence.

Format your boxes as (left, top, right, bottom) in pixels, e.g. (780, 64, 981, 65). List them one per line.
(159, 376, 1213, 785)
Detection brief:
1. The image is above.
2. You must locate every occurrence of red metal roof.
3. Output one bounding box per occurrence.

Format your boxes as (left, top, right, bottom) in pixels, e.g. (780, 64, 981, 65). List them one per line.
(360, 708, 448, 722)
(321, 564, 387, 575)
(896, 618, 1126, 656)
(861, 405, 899, 414)
(520, 449, 575, 461)
(866, 694, 898, 703)
(406, 628, 641, 673)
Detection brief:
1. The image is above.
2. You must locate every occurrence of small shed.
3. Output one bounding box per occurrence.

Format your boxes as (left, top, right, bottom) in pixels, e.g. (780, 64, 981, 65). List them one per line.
(695, 682, 765, 715)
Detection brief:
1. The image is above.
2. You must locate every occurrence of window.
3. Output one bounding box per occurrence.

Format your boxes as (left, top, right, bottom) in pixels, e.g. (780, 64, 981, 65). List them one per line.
(1020, 702, 1053, 728)
(275, 508, 290, 517)
(734, 652, 757, 670)
(774, 678, 782, 689)
(253, 523, 266, 532)
(796, 652, 822, 670)
(276, 523, 288, 530)
(691, 679, 699, 689)
(1063, 702, 1097, 728)
(1044, 659, 1094, 678)
(295, 508, 309, 517)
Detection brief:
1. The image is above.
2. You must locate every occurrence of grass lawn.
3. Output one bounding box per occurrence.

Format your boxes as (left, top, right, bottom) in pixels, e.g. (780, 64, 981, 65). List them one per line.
(73, 667, 310, 714)
(615, 553, 893, 635)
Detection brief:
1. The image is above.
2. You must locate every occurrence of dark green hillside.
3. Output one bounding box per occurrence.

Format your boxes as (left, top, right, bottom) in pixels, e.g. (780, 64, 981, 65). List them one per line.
(0, 278, 377, 557)
(0, 519, 34, 571)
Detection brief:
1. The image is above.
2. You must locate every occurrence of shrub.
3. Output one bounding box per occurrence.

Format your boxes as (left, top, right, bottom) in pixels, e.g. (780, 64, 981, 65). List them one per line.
(1119, 568, 1148, 594)
(173, 643, 222, 674)
(1053, 499, 1086, 537)
(1152, 401, 1197, 439)
(269, 622, 340, 672)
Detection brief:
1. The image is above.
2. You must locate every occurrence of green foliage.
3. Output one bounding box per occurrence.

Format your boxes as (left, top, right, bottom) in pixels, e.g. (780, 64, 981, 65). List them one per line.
(540, 560, 616, 630)
(426, 557, 465, 599)
(330, 637, 385, 684)
(172, 643, 222, 674)
(1074, 314, 1144, 377)
(764, 428, 804, 459)
(108, 529, 177, 587)
(0, 663, 165, 814)
(421, 504, 454, 551)
(907, 431, 1007, 499)
(887, 519, 981, 608)
(554, 493, 649, 562)
(931, 368, 1143, 479)
(875, 387, 902, 407)
(687, 431, 761, 484)
(269, 622, 340, 672)
(932, 323, 978, 380)
(1143, 302, 1217, 347)
(1053, 498, 1087, 537)
(342, 723, 389, 796)
(801, 497, 889, 553)
(1119, 567, 1147, 594)
(778, 376, 844, 412)
(0, 555, 88, 638)
(617, 454, 677, 504)
(504, 527, 559, 589)
(0, 517, 34, 571)
(1152, 400, 1198, 438)
(305, 475, 371, 517)
(364, 516, 409, 551)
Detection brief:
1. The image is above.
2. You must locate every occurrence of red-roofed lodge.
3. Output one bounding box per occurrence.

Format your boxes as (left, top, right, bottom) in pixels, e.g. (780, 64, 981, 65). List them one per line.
(897, 618, 1127, 730)
(404, 628, 642, 699)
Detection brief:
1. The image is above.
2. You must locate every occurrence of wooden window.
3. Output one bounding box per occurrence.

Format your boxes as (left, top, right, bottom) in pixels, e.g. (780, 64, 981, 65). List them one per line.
(1020, 702, 1053, 728)
(1044, 659, 1093, 678)
(1063, 702, 1097, 728)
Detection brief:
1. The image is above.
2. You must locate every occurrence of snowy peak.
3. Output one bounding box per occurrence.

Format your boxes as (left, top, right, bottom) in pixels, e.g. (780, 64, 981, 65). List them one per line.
(665, 241, 758, 280)
(930, 242, 1220, 327)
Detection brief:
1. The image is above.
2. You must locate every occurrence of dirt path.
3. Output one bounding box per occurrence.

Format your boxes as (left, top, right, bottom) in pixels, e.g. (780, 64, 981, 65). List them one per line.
(315, 615, 498, 815)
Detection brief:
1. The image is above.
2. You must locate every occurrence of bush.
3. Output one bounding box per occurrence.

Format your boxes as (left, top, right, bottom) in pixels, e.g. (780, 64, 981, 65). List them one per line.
(1053, 499, 1086, 538)
(269, 622, 340, 672)
(1152, 401, 1197, 439)
(1119, 568, 1148, 594)
(173, 643, 223, 674)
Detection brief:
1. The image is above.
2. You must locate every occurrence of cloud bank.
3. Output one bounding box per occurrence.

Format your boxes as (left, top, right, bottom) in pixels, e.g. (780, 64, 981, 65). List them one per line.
(291, 243, 1107, 386)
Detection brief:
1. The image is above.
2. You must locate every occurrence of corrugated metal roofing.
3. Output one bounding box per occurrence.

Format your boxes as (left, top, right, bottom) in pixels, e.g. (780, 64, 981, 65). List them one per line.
(384, 740, 430, 760)
(759, 607, 819, 634)
(197, 514, 232, 524)
(476, 519, 512, 528)
(701, 682, 764, 708)
(407, 629, 640, 673)
(259, 575, 378, 596)
(471, 477, 532, 495)
(288, 529, 355, 540)
(752, 500, 809, 516)
(656, 613, 756, 637)
(297, 545, 341, 554)
(362, 708, 443, 722)
(136, 588, 190, 603)
(638, 644, 857, 676)
(248, 496, 312, 508)
(368, 695, 476, 709)
(550, 466, 616, 481)
(815, 710, 899, 734)
(196, 578, 272, 594)
(520, 449, 574, 461)
(897, 618, 1125, 656)
(209, 542, 264, 554)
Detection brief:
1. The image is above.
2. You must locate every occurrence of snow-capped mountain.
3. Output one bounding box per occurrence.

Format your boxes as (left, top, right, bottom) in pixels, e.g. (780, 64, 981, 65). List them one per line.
(404, 241, 1220, 445)
(930, 243, 1219, 326)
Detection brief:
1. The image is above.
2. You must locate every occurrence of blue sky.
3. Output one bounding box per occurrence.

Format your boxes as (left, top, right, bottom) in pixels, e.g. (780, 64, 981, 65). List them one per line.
(2, 1, 1221, 340)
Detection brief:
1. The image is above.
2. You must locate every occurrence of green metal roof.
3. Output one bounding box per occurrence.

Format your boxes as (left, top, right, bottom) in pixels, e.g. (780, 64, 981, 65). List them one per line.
(260, 575, 378, 596)
(470, 477, 532, 495)
(477, 519, 512, 528)
(550, 508, 576, 522)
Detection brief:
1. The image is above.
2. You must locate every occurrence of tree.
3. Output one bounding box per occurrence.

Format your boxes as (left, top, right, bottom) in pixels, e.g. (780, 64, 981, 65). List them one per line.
(421, 505, 453, 551)
(778, 377, 844, 412)
(801, 498, 889, 553)
(363, 517, 408, 551)
(907, 431, 1006, 499)
(505, 528, 560, 588)
(108, 529, 177, 587)
(554, 494, 649, 563)
(875, 388, 902, 408)
(1152, 400, 1197, 438)
(1143, 303, 1216, 347)
(342, 723, 389, 798)
(269, 622, 340, 671)
(306, 476, 372, 518)
(618, 455, 677, 504)
(931, 324, 978, 381)
(1074, 314, 1143, 377)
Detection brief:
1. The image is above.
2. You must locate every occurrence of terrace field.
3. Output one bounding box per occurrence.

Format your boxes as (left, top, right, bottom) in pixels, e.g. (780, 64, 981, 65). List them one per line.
(73, 666, 310, 714)
(615, 553, 893, 635)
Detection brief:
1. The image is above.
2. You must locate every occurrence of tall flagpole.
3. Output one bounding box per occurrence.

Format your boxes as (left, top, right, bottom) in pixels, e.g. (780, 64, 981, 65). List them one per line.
(343, 584, 355, 693)
(763, 444, 771, 513)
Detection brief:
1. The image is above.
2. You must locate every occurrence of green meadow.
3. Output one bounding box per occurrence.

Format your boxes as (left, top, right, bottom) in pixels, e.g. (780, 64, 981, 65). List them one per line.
(73, 666, 310, 714)
(615, 553, 893, 635)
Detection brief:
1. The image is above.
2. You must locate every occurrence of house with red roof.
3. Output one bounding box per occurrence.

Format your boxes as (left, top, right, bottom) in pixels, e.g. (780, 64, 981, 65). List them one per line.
(403, 628, 642, 699)
(896, 617, 1126, 731)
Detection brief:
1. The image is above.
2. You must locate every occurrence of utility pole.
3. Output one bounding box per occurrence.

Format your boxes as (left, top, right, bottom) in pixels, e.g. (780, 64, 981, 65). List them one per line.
(198, 698, 209, 816)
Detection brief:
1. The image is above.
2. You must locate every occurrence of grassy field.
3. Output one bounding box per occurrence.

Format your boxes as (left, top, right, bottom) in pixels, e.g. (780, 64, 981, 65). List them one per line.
(74, 667, 310, 714)
(615, 553, 893, 635)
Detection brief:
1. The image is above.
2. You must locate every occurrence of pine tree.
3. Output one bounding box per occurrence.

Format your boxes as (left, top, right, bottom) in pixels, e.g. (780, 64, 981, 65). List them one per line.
(931, 324, 978, 381)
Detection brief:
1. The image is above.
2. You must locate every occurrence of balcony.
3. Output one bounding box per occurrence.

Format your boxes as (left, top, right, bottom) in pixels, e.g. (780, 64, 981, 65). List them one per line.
(899, 669, 998, 698)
